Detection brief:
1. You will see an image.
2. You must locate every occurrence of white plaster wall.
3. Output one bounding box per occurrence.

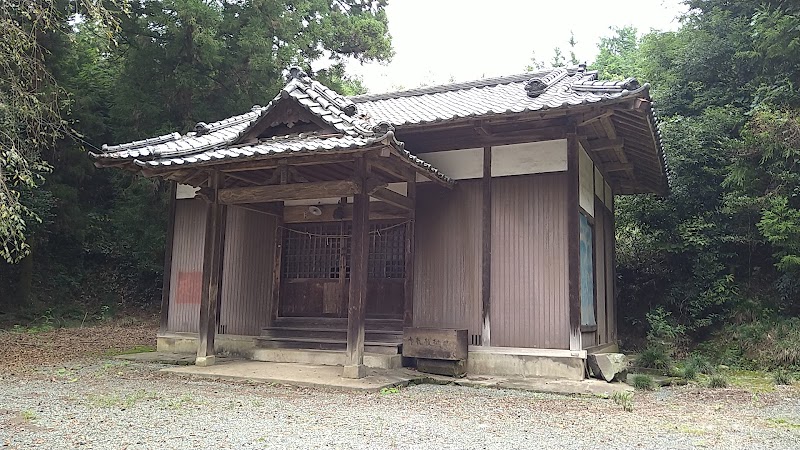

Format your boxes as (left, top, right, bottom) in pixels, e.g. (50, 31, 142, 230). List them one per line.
(176, 184, 199, 199)
(492, 139, 567, 177)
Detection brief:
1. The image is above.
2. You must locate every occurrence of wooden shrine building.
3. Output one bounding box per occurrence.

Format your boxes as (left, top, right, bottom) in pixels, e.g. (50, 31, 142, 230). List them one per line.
(94, 65, 668, 379)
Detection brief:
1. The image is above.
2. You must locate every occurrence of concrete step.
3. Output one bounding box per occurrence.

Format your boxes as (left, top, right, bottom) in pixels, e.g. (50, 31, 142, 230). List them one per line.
(274, 317, 404, 331)
(251, 348, 402, 369)
(256, 336, 402, 355)
(261, 327, 403, 342)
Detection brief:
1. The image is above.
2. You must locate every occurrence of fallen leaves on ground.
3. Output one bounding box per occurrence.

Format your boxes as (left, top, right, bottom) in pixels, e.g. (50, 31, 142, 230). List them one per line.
(0, 318, 158, 373)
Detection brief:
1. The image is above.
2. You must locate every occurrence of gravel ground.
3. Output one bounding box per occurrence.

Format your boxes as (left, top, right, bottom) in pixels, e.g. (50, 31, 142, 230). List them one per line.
(1, 358, 799, 450)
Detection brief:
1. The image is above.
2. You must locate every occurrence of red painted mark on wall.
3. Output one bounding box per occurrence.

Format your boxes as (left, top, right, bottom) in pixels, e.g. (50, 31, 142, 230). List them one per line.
(176, 272, 202, 304)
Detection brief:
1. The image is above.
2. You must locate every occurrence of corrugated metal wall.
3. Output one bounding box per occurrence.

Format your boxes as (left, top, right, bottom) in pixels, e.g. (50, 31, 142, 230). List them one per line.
(219, 206, 277, 335)
(490, 173, 569, 349)
(167, 199, 206, 332)
(413, 180, 483, 339)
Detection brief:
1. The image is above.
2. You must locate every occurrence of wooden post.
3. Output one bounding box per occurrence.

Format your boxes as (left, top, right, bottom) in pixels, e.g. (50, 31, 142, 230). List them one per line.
(344, 157, 369, 379)
(159, 182, 177, 334)
(196, 171, 227, 366)
(567, 132, 582, 352)
(481, 146, 492, 346)
(403, 177, 416, 328)
(269, 203, 284, 327)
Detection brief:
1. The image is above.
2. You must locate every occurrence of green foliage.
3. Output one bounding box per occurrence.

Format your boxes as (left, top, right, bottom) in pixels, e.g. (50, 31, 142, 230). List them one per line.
(611, 391, 634, 412)
(707, 374, 729, 389)
(772, 370, 794, 386)
(605, 2, 800, 357)
(636, 346, 671, 372)
(685, 354, 714, 375)
(631, 374, 655, 391)
(0, 0, 392, 313)
(682, 364, 697, 381)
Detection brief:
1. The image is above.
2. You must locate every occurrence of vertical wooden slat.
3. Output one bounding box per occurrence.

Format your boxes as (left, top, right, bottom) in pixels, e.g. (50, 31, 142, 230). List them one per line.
(344, 158, 369, 378)
(481, 146, 492, 346)
(196, 171, 227, 366)
(567, 132, 582, 351)
(159, 182, 177, 334)
(403, 178, 416, 327)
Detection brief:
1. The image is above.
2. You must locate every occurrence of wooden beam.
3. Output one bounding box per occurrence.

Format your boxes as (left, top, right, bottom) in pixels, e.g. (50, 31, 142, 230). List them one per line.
(159, 182, 178, 334)
(403, 177, 416, 328)
(582, 138, 624, 152)
(219, 180, 360, 205)
(577, 110, 614, 127)
(371, 187, 413, 211)
(283, 201, 408, 223)
(344, 157, 369, 379)
(567, 132, 582, 352)
(196, 171, 227, 366)
(603, 162, 634, 172)
(481, 146, 492, 346)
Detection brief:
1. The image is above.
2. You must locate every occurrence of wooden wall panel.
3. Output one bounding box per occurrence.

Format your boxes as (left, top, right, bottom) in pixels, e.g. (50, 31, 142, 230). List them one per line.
(218, 206, 277, 335)
(167, 199, 207, 332)
(490, 173, 570, 349)
(413, 180, 483, 340)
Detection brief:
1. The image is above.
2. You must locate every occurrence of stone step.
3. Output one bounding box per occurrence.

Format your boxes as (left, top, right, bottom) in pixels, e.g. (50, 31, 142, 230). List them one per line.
(273, 317, 404, 331)
(251, 348, 402, 369)
(256, 336, 402, 355)
(261, 327, 402, 342)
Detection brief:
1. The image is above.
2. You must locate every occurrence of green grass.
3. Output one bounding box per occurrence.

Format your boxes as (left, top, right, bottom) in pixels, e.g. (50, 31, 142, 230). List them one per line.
(772, 369, 794, 386)
(611, 391, 634, 412)
(380, 386, 400, 395)
(767, 418, 800, 430)
(707, 374, 729, 389)
(631, 374, 656, 391)
(21, 410, 37, 422)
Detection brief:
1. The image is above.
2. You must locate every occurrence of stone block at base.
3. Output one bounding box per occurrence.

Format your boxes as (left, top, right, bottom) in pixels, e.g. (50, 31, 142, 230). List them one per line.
(416, 358, 467, 377)
(342, 364, 366, 379)
(195, 355, 216, 367)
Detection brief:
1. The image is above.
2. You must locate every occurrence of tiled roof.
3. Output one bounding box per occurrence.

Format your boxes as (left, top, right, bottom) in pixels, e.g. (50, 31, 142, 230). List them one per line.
(134, 131, 451, 183)
(93, 66, 664, 192)
(350, 68, 648, 127)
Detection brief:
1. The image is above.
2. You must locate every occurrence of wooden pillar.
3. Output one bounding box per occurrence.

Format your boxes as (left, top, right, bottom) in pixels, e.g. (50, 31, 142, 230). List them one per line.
(269, 203, 284, 327)
(403, 177, 416, 328)
(481, 146, 492, 346)
(196, 171, 227, 366)
(566, 132, 582, 351)
(159, 182, 177, 334)
(344, 158, 370, 379)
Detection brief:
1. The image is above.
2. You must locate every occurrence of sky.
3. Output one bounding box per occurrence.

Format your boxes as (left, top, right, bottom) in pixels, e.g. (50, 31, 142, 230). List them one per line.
(342, 0, 687, 94)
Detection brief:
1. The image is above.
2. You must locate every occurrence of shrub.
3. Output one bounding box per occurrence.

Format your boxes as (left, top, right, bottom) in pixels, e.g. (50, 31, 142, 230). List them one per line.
(636, 346, 672, 371)
(708, 374, 729, 388)
(611, 391, 634, 412)
(685, 354, 714, 375)
(632, 374, 656, 391)
(773, 370, 794, 386)
(682, 364, 698, 381)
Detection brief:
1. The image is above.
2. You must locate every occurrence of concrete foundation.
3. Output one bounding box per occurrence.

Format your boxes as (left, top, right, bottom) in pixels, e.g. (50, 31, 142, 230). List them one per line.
(158, 333, 402, 369)
(158, 333, 258, 357)
(342, 364, 366, 379)
(467, 346, 586, 380)
(252, 348, 402, 369)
